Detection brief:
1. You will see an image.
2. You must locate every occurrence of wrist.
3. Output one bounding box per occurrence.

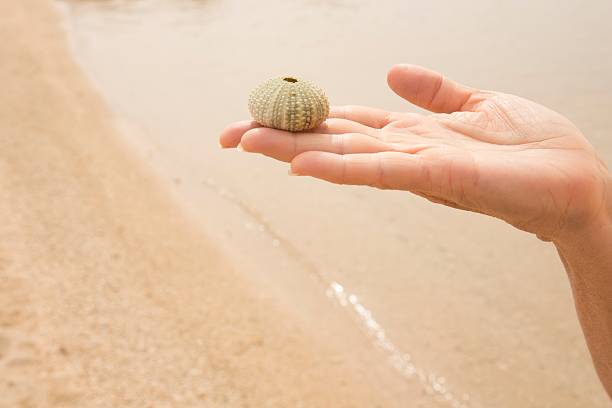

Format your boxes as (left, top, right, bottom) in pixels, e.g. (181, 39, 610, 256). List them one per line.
(554, 172, 612, 256)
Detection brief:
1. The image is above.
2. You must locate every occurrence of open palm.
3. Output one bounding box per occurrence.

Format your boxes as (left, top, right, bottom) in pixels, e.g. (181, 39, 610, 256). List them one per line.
(220, 65, 610, 241)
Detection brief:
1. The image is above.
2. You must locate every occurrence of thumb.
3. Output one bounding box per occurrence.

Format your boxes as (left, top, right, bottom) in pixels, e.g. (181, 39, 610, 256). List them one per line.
(387, 64, 479, 113)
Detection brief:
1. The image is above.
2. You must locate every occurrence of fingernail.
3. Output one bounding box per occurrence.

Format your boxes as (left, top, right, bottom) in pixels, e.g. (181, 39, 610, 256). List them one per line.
(288, 170, 301, 176)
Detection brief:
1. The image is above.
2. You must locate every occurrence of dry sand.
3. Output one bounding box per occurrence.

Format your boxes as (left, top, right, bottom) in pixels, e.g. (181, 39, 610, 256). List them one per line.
(0, 1, 408, 406)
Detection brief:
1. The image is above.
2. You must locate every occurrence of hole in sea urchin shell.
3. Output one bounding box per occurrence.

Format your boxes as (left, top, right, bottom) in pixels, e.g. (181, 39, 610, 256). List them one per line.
(283, 77, 298, 83)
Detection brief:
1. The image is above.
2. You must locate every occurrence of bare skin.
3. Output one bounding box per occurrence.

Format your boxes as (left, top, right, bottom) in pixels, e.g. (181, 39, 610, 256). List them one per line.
(220, 64, 612, 398)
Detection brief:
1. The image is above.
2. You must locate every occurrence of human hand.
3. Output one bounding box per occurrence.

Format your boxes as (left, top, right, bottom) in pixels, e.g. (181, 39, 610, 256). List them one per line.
(220, 65, 611, 242)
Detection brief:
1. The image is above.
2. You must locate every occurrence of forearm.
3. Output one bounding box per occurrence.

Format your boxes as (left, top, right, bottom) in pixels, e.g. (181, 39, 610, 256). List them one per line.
(554, 208, 612, 399)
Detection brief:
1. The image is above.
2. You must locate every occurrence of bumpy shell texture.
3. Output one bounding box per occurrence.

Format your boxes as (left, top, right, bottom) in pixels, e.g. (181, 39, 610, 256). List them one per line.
(248, 77, 330, 132)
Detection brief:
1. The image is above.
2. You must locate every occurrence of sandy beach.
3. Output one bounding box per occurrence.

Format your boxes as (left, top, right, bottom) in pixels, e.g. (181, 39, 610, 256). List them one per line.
(0, 1, 410, 406)
(2, 0, 611, 406)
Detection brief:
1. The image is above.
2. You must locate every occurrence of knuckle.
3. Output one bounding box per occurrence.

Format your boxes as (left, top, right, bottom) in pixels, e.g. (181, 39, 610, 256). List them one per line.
(373, 154, 394, 190)
(339, 155, 348, 185)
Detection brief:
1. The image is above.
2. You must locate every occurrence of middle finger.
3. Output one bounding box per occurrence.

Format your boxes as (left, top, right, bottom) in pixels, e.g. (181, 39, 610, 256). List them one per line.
(240, 127, 390, 162)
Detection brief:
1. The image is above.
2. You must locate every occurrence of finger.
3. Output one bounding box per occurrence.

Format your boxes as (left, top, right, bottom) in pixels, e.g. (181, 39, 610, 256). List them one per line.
(290, 151, 429, 191)
(387, 64, 482, 114)
(330, 105, 404, 129)
(314, 118, 379, 137)
(241, 127, 389, 162)
(219, 120, 261, 148)
(219, 118, 378, 148)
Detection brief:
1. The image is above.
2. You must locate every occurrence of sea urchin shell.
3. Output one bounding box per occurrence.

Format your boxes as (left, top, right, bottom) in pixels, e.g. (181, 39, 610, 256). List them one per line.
(248, 76, 329, 132)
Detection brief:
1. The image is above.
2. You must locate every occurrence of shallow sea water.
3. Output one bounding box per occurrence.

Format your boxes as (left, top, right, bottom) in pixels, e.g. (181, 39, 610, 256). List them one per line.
(57, 0, 612, 406)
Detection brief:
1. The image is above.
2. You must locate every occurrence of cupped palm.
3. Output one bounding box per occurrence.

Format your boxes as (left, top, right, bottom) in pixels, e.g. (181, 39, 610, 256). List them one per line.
(220, 65, 610, 241)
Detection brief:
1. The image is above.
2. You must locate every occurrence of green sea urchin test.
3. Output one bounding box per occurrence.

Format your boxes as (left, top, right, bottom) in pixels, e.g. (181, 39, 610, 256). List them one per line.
(248, 76, 330, 132)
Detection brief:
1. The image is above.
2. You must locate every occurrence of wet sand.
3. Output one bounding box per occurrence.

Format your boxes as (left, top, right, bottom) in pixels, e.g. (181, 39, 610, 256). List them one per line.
(2, 0, 611, 406)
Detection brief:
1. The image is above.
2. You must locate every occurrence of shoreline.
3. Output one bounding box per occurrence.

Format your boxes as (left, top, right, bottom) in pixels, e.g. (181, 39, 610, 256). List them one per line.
(0, 1, 404, 406)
